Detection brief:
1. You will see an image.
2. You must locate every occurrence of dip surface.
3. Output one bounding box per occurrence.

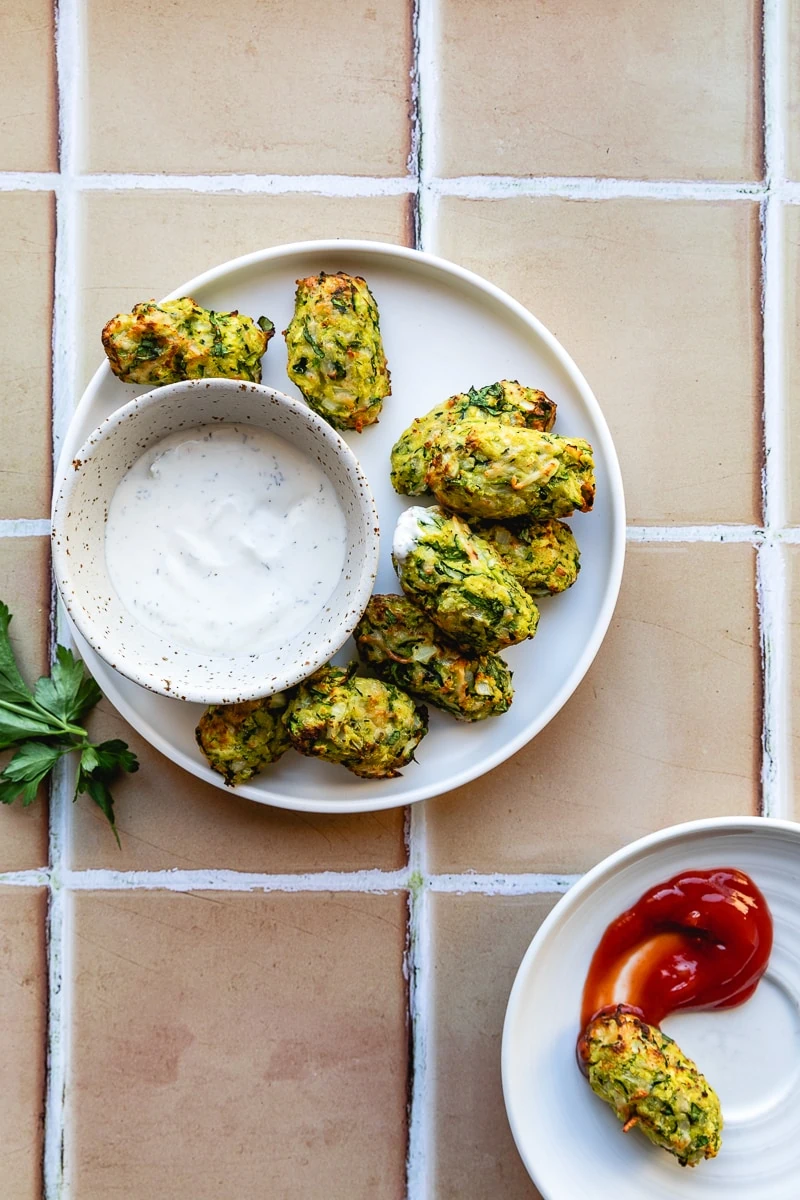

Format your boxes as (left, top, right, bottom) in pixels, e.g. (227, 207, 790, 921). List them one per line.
(105, 422, 347, 655)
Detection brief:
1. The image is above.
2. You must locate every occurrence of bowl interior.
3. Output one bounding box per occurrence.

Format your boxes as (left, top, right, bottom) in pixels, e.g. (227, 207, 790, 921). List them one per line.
(52, 380, 379, 702)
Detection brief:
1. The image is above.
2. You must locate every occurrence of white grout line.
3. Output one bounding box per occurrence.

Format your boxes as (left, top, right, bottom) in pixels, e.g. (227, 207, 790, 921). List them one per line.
(435, 176, 767, 202)
(407, 7, 438, 1194)
(761, 201, 787, 532)
(77, 173, 418, 196)
(405, 812, 432, 1200)
(0, 518, 51, 538)
(43, 878, 68, 1200)
(44, 1, 84, 1195)
(758, 0, 791, 822)
(1, 866, 584, 894)
(625, 525, 766, 543)
(51, 184, 80, 473)
(429, 873, 579, 895)
(0, 870, 51, 887)
(757, 543, 790, 816)
(2, 169, 793, 202)
(763, 0, 787, 194)
(408, 0, 421, 242)
(414, 0, 440, 255)
(0, 172, 62, 191)
(64, 868, 410, 892)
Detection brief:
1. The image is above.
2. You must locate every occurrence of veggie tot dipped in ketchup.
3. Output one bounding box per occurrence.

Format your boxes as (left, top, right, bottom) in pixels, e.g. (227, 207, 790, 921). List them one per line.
(577, 868, 773, 1167)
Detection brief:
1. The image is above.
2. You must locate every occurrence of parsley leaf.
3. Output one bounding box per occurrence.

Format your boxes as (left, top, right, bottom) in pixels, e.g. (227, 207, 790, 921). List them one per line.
(34, 645, 102, 724)
(75, 739, 139, 846)
(0, 775, 40, 807)
(85, 739, 139, 777)
(76, 773, 120, 848)
(0, 600, 139, 843)
(0, 601, 35, 704)
(0, 742, 69, 806)
(2, 741, 69, 781)
(0, 707, 60, 751)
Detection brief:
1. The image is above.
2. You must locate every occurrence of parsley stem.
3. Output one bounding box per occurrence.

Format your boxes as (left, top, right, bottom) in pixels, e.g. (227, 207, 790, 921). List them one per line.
(0, 697, 86, 739)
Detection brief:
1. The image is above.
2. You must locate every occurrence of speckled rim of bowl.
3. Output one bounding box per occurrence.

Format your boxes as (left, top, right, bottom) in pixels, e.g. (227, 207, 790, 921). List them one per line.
(51, 379, 380, 704)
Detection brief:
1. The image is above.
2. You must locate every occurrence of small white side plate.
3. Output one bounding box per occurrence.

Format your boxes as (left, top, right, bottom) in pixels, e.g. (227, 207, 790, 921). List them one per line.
(61, 239, 625, 813)
(502, 818, 800, 1199)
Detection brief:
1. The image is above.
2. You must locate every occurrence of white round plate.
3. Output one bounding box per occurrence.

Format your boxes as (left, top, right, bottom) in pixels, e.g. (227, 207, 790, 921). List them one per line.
(502, 817, 800, 1199)
(60, 239, 625, 813)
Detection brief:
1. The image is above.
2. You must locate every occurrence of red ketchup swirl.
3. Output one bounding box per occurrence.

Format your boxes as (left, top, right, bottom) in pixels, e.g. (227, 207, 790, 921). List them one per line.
(580, 868, 773, 1031)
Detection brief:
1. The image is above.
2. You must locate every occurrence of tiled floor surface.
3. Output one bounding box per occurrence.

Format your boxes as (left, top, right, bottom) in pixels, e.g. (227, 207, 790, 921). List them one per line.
(0, 1, 796, 1197)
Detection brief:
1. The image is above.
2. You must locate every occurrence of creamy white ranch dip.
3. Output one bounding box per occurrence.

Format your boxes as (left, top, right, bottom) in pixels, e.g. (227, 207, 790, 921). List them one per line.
(393, 505, 439, 563)
(105, 423, 348, 656)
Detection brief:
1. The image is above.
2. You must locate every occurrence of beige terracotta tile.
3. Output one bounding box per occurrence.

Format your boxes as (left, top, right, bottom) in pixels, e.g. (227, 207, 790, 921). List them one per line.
(78, 190, 413, 391)
(431, 893, 557, 1199)
(438, 0, 762, 180)
(84, 0, 411, 175)
(71, 698, 406, 870)
(68, 890, 408, 1199)
(789, 0, 800, 179)
(790, 548, 800, 808)
(0, 887, 47, 1200)
(0, 192, 54, 519)
(437, 197, 762, 525)
(786, 206, 800, 525)
(0, 0, 57, 170)
(427, 543, 760, 874)
(0, 539, 51, 872)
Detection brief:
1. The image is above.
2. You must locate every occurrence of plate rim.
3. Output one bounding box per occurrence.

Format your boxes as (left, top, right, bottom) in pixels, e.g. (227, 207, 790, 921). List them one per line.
(501, 814, 800, 1199)
(58, 237, 626, 814)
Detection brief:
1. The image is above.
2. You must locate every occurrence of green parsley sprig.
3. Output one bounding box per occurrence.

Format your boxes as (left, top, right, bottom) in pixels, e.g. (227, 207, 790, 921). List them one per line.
(0, 600, 138, 845)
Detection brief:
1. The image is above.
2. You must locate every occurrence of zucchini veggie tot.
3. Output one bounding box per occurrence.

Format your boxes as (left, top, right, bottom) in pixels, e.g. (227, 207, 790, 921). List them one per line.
(392, 506, 539, 654)
(284, 271, 391, 432)
(284, 663, 427, 779)
(578, 1007, 722, 1167)
(354, 593, 514, 721)
(195, 692, 294, 786)
(390, 379, 557, 496)
(425, 420, 595, 520)
(102, 297, 274, 385)
(472, 517, 580, 597)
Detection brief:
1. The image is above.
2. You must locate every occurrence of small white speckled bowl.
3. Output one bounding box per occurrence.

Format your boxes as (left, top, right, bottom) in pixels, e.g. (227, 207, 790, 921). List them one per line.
(51, 379, 380, 704)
